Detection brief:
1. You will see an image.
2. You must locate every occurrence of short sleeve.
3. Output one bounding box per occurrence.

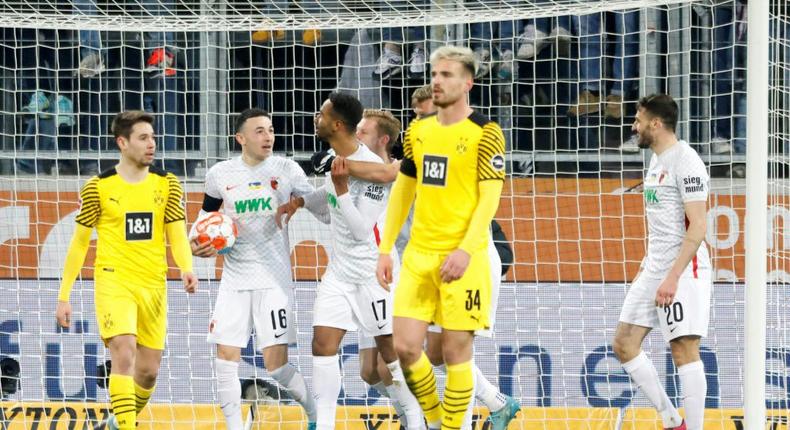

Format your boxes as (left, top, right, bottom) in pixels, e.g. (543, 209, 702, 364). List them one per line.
(675, 152, 709, 203)
(165, 173, 186, 223)
(399, 122, 417, 178)
(204, 166, 221, 200)
(288, 159, 316, 198)
(477, 122, 506, 181)
(75, 177, 101, 228)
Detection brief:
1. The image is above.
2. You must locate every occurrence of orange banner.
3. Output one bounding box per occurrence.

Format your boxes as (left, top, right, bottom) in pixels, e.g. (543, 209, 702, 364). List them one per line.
(0, 178, 780, 282)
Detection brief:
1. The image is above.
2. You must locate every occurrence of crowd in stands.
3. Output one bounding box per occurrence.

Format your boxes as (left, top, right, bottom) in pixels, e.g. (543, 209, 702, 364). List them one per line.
(0, 0, 761, 177)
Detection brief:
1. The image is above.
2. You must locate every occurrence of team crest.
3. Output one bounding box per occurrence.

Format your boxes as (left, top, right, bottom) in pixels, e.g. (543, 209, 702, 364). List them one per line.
(456, 138, 468, 154)
(270, 177, 279, 190)
(153, 190, 165, 206)
(490, 154, 505, 171)
(103, 313, 113, 330)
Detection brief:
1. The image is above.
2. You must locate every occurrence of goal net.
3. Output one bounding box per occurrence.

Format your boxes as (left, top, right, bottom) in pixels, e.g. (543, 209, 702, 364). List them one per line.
(0, 0, 784, 428)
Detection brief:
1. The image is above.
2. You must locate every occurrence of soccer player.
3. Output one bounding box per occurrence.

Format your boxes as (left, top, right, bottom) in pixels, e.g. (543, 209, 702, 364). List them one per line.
(55, 111, 198, 430)
(613, 94, 711, 430)
(189, 109, 321, 430)
(353, 109, 423, 430)
(376, 46, 506, 430)
(410, 84, 434, 119)
(276, 93, 413, 430)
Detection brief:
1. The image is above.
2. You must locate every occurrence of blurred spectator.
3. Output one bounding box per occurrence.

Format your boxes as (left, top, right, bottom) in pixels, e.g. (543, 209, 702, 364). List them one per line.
(709, 0, 747, 154)
(73, 0, 104, 78)
(469, 19, 522, 80)
(373, 1, 428, 79)
(568, 11, 639, 119)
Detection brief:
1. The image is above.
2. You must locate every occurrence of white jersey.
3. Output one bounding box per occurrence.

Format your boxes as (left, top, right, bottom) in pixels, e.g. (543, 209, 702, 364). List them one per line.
(642, 140, 711, 278)
(204, 156, 316, 290)
(313, 144, 391, 283)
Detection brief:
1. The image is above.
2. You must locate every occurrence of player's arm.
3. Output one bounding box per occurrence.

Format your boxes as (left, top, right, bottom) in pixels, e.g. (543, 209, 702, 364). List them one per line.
(377, 126, 418, 289)
(164, 174, 197, 293)
(331, 157, 387, 241)
(288, 160, 331, 224)
(334, 156, 401, 184)
(441, 123, 506, 282)
(57, 178, 100, 328)
(655, 158, 709, 306)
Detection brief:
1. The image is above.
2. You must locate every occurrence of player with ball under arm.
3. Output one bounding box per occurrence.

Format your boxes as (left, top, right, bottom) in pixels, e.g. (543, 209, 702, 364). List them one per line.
(190, 108, 328, 430)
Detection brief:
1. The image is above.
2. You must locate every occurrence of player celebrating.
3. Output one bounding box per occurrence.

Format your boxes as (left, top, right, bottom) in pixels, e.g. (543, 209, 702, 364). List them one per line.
(376, 46, 506, 430)
(276, 93, 414, 430)
(613, 94, 711, 430)
(56, 111, 198, 430)
(190, 109, 320, 430)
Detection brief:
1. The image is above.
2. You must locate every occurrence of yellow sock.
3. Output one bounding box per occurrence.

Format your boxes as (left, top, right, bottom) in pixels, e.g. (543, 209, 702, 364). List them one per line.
(134, 382, 155, 414)
(403, 352, 442, 427)
(441, 361, 474, 430)
(109, 374, 136, 430)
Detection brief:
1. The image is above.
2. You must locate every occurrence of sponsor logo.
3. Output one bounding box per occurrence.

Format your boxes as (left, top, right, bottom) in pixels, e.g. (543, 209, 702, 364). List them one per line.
(376, 322, 387, 330)
(327, 193, 338, 209)
(644, 188, 659, 204)
(491, 154, 505, 171)
(226, 184, 239, 191)
(274, 331, 287, 338)
(234, 197, 273, 213)
(364, 184, 385, 202)
(108, 197, 120, 205)
(683, 176, 705, 193)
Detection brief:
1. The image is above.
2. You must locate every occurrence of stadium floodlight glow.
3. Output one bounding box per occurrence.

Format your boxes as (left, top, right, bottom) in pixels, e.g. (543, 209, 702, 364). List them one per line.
(0, 356, 20, 397)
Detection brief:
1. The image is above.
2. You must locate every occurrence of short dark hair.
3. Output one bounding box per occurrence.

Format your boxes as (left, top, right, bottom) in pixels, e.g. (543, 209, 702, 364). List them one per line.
(637, 94, 678, 132)
(111, 110, 154, 139)
(328, 92, 364, 135)
(236, 108, 271, 133)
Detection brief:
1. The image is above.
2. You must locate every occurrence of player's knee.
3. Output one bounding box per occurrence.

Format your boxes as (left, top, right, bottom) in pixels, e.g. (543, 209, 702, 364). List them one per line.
(669, 336, 701, 366)
(136, 366, 159, 387)
(425, 346, 443, 366)
(394, 339, 420, 366)
(311, 338, 337, 356)
(612, 335, 638, 363)
(360, 365, 380, 385)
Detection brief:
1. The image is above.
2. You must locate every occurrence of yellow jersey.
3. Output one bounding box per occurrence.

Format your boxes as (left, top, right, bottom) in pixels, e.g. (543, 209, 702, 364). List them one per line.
(400, 111, 505, 253)
(75, 166, 186, 284)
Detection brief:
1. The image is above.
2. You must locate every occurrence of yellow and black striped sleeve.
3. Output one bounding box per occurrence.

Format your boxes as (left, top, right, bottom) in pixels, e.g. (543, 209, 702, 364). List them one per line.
(399, 122, 417, 178)
(75, 177, 101, 228)
(164, 173, 186, 223)
(477, 122, 506, 181)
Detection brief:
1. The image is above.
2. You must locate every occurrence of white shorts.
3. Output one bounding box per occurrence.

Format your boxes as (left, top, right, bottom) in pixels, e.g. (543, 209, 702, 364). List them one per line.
(207, 287, 296, 350)
(619, 271, 712, 342)
(314, 269, 394, 339)
(428, 241, 502, 338)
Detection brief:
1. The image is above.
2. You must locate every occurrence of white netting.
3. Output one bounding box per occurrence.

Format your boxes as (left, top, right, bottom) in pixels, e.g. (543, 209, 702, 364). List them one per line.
(0, 0, 786, 428)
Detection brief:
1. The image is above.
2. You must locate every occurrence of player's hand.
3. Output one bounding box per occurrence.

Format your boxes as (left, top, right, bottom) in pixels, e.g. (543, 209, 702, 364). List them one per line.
(655, 276, 678, 307)
(331, 156, 350, 196)
(182, 272, 198, 294)
(376, 253, 394, 291)
(56, 300, 72, 329)
(190, 237, 217, 258)
(440, 249, 471, 283)
(275, 195, 303, 229)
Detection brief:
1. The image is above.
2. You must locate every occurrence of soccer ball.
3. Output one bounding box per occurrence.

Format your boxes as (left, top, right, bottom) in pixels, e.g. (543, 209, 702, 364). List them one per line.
(194, 212, 237, 254)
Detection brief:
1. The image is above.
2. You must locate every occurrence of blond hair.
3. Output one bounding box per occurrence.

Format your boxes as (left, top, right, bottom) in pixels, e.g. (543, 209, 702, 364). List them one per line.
(411, 85, 432, 105)
(429, 45, 477, 77)
(363, 109, 402, 153)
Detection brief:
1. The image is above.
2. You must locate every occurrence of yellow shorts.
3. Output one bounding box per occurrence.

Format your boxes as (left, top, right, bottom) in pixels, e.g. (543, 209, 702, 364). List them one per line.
(393, 246, 491, 331)
(94, 268, 168, 350)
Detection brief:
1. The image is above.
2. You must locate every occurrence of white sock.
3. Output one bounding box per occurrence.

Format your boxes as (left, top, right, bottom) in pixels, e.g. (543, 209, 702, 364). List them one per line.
(473, 365, 506, 413)
(678, 361, 706, 430)
(313, 355, 341, 430)
(215, 358, 243, 430)
(622, 351, 683, 428)
(385, 360, 424, 430)
(434, 364, 446, 374)
(372, 382, 405, 418)
(271, 363, 317, 422)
